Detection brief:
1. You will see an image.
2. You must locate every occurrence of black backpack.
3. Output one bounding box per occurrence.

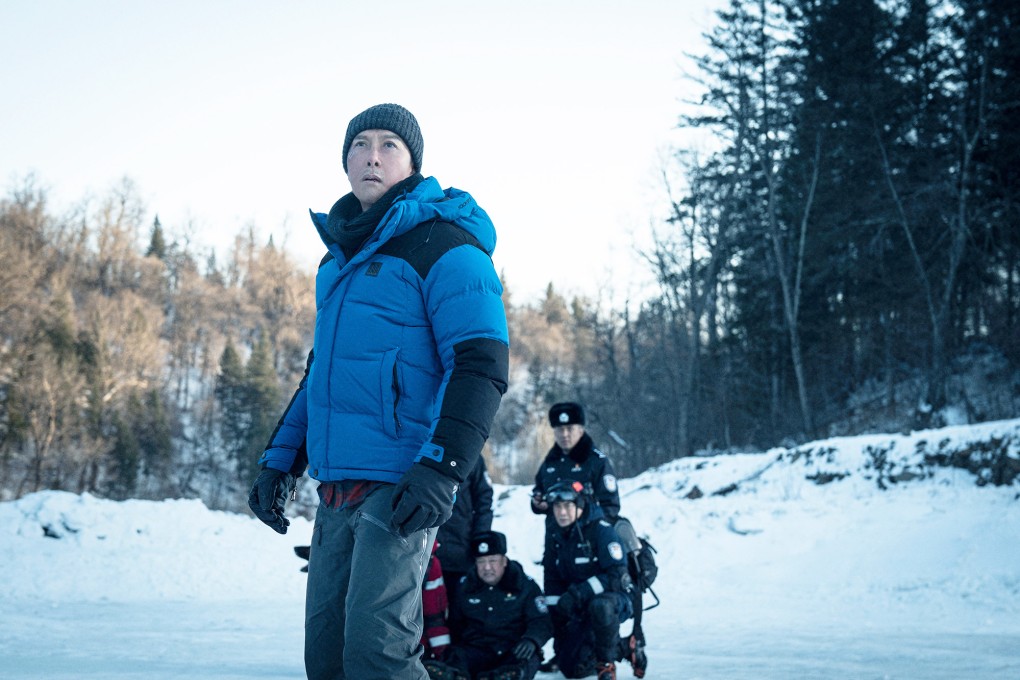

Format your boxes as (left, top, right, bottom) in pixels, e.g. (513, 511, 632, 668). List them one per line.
(630, 537, 658, 593)
(613, 517, 660, 610)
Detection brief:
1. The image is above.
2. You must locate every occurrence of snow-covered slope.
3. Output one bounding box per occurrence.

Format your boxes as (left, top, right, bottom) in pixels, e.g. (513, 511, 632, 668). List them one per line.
(1, 420, 1018, 679)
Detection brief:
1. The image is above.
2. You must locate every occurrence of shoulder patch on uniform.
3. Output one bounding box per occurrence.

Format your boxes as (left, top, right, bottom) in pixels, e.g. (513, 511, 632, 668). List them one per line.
(608, 542, 624, 561)
(599, 520, 612, 527)
(603, 474, 618, 492)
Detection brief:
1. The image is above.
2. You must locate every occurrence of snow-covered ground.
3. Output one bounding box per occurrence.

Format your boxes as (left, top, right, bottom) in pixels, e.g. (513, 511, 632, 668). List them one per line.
(2, 420, 1019, 679)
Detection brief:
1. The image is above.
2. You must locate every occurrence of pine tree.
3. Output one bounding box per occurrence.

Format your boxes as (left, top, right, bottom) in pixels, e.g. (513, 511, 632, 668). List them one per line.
(109, 410, 140, 500)
(243, 330, 281, 481)
(215, 341, 249, 481)
(138, 389, 174, 494)
(145, 216, 167, 260)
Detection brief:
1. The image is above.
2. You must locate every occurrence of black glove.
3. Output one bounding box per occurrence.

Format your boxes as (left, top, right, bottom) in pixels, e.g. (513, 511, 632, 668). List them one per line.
(513, 639, 538, 660)
(556, 586, 584, 618)
(248, 468, 296, 534)
(391, 463, 458, 537)
(530, 492, 549, 514)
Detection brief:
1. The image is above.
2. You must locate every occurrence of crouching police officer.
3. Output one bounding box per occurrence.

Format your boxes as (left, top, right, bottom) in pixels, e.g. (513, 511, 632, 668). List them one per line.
(426, 531, 553, 680)
(543, 481, 633, 680)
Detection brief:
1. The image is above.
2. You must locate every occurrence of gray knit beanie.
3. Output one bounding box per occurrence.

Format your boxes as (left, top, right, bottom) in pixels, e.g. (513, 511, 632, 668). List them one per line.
(342, 103, 423, 173)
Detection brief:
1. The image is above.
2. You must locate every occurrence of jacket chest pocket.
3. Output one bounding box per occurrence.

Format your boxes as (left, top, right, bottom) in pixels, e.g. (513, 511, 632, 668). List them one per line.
(573, 541, 597, 574)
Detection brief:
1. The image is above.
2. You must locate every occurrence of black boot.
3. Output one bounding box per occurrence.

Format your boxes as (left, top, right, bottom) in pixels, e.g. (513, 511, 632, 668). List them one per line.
(595, 661, 616, 680)
(625, 634, 647, 678)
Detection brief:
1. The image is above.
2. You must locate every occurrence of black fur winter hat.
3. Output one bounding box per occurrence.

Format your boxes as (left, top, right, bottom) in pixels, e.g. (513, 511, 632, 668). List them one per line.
(548, 402, 585, 427)
(342, 103, 424, 173)
(470, 531, 508, 558)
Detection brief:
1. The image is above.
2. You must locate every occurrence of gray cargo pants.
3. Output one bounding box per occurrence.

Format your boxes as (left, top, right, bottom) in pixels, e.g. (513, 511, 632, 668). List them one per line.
(304, 483, 435, 680)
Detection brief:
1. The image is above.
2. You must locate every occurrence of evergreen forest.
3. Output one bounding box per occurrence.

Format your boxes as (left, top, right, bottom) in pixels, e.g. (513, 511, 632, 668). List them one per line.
(1, 0, 1017, 510)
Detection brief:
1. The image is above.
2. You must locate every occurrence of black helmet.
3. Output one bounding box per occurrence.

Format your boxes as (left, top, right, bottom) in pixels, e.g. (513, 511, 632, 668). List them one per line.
(545, 480, 589, 508)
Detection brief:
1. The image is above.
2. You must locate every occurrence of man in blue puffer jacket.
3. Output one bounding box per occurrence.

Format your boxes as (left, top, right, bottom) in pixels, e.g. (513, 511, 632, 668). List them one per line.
(247, 103, 509, 680)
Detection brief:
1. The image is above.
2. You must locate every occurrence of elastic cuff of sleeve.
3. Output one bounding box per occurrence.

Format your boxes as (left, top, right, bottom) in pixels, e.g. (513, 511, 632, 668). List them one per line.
(262, 459, 292, 473)
(415, 442, 445, 464)
(416, 444, 469, 482)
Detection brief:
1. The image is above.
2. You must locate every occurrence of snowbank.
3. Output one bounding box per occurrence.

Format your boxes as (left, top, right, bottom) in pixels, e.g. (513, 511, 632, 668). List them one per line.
(1, 419, 1018, 679)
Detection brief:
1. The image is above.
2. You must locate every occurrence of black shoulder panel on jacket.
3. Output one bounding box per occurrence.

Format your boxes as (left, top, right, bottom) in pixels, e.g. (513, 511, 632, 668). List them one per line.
(319, 251, 335, 269)
(376, 220, 486, 280)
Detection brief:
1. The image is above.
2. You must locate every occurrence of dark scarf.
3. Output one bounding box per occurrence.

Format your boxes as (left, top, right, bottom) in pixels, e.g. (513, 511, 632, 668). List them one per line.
(324, 173, 424, 260)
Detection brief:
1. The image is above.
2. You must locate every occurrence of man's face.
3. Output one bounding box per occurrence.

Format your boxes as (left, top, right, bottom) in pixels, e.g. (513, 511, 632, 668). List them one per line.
(476, 554, 508, 586)
(553, 424, 585, 452)
(552, 500, 581, 528)
(345, 129, 415, 211)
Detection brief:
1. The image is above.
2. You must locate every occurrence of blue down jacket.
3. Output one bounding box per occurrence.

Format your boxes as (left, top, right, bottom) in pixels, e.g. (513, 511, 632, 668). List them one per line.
(258, 177, 509, 485)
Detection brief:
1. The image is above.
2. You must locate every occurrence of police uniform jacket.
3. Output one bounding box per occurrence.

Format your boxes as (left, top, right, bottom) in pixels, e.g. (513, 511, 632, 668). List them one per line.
(437, 457, 494, 574)
(532, 433, 620, 520)
(449, 559, 552, 657)
(542, 503, 630, 607)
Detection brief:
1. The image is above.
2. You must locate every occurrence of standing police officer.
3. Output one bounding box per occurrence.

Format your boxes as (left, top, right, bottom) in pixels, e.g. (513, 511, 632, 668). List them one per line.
(530, 402, 620, 522)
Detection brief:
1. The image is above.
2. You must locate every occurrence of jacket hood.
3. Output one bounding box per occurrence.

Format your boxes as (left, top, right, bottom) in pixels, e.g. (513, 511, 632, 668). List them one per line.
(309, 176, 496, 262)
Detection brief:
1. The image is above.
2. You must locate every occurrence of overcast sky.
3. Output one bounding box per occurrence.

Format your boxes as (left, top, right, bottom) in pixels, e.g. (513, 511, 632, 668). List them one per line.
(1, 0, 722, 304)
